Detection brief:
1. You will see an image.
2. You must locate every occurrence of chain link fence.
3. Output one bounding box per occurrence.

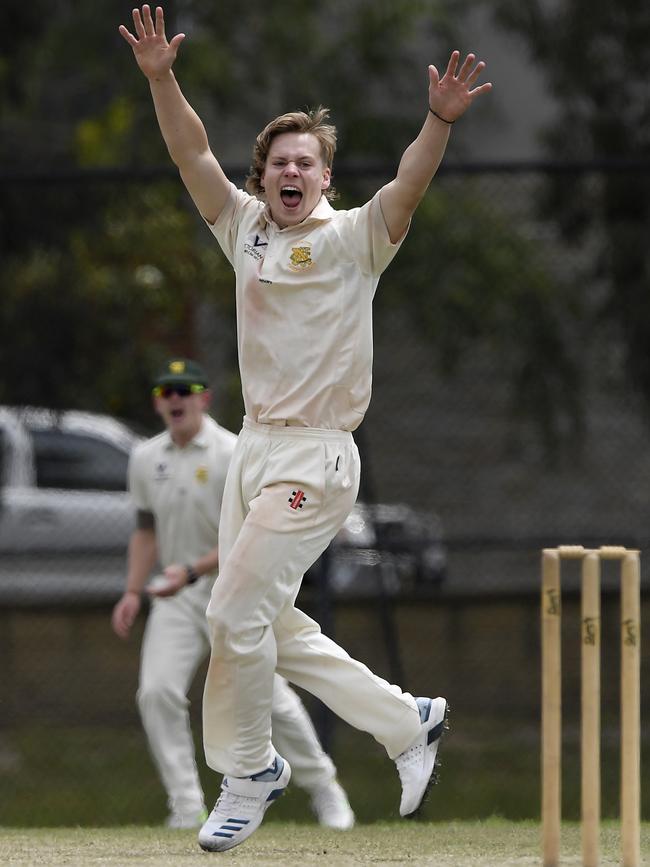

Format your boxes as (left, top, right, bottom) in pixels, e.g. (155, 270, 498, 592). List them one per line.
(1, 163, 648, 825)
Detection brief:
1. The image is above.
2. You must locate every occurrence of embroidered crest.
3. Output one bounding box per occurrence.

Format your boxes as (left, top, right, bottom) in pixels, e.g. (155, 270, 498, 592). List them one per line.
(289, 245, 314, 272)
(195, 466, 208, 484)
(169, 360, 185, 374)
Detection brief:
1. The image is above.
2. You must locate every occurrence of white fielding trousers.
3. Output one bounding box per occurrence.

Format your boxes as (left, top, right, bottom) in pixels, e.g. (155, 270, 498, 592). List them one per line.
(138, 576, 337, 814)
(203, 418, 421, 777)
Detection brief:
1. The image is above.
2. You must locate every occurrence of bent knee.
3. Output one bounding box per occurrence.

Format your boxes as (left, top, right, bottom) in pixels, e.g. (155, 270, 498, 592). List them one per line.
(137, 683, 187, 715)
(206, 615, 270, 658)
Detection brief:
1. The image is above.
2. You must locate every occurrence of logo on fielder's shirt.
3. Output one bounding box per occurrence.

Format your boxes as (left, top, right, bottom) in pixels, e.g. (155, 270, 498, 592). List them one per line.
(288, 243, 314, 272)
(195, 465, 208, 484)
(154, 462, 171, 481)
(288, 489, 307, 510)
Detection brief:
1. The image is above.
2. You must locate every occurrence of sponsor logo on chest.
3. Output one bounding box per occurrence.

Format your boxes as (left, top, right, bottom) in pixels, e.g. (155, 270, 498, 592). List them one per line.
(244, 233, 268, 262)
(154, 461, 172, 482)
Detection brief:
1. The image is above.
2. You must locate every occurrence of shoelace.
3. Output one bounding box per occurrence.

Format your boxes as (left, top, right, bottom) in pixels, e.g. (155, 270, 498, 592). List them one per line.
(212, 791, 263, 817)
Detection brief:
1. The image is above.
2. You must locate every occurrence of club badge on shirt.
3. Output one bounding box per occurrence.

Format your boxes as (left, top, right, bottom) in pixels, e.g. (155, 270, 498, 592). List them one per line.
(195, 466, 209, 484)
(289, 244, 314, 272)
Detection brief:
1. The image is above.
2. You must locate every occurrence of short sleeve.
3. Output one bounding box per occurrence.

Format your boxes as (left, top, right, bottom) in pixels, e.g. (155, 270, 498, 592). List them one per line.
(204, 183, 264, 265)
(336, 190, 410, 277)
(127, 445, 149, 512)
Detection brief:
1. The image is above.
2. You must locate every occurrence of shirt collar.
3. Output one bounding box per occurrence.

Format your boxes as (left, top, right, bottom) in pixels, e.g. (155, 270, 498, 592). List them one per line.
(260, 195, 335, 230)
(162, 417, 210, 450)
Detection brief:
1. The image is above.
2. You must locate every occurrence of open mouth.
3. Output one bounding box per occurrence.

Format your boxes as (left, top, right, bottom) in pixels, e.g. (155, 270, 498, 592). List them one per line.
(170, 408, 185, 419)
(280, 186, 303, 208)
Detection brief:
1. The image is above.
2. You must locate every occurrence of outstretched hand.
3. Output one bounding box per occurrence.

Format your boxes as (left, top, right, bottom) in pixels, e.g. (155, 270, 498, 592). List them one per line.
(428, 51, 492, 123)
(119, 4, 185, 80)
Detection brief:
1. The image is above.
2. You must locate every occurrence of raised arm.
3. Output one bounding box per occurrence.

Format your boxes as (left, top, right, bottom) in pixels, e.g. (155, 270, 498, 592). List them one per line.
(380, 51, 492, 243)
(119, 4, 231, 224)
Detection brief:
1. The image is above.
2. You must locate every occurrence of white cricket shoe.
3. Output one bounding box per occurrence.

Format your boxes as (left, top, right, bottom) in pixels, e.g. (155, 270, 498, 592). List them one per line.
(165, 805, 208, 829)
(395, 696, 449, 817)
(198, 755, 291, 852)
(310, 779, 355, 830)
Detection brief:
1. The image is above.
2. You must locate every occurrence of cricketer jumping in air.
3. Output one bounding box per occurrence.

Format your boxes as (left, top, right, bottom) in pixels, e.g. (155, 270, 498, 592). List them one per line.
(120, 3, 491, 852)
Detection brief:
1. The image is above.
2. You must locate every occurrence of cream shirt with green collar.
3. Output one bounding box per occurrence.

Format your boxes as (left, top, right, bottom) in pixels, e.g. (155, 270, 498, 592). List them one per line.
(207, 185, 407, 431)
(128, 416, 237, 572)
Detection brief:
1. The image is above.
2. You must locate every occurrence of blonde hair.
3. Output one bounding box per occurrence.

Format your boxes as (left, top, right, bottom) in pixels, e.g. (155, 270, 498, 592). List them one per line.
(245, 106, 338, 201)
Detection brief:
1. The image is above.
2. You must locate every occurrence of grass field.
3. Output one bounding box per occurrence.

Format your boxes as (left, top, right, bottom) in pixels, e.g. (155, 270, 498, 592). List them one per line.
(2, 822, 650, 866)
(5, 719, 648, 827)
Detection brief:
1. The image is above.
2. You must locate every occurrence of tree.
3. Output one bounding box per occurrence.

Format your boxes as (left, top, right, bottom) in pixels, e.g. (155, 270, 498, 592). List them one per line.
(488, 0, 650, 409)
(374, 177, 584, 453)
(0, 183, 233, 429)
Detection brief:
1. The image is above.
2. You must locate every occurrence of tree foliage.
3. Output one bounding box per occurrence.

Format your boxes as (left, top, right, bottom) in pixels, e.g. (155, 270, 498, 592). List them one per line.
(0, 1, 462, 424)
(374, 180, 584, 453)
(489, 0, 650, 409)
(0, 0, 580, 451)
(0, 0, 459, 169)
(0, 183, 232, 428)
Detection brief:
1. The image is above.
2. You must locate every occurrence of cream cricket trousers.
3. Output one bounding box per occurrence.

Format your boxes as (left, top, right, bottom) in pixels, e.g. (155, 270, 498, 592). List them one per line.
(138, 580, 338, 814)
(203, 418, 420, 777)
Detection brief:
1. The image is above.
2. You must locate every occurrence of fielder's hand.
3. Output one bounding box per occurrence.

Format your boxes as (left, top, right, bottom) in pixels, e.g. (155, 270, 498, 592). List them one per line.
(111, 591, 141, 639)
(146, 564, 188, 597)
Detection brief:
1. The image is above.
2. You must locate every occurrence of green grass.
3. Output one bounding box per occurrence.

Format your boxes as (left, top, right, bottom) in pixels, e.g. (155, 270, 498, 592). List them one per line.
(2, 821, 650, 866)
(2, 722, 649, 864)
(2, 717, 647, 827)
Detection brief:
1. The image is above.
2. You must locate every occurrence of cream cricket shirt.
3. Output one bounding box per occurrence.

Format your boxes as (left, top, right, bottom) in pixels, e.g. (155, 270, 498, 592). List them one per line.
(207, 185, 407, 431)
(128, 416, 237, 571)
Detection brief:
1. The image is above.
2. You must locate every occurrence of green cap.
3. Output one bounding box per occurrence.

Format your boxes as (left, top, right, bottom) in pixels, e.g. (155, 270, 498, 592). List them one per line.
(154, 358, 209, 387)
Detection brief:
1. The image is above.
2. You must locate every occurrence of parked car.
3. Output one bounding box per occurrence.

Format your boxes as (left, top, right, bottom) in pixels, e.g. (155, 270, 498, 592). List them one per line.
(0, 406, 446, 603)
(0, 406, 141, 603)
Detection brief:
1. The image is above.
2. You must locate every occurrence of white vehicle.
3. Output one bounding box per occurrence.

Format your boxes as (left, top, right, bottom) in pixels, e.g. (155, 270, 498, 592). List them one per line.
(0, 406, 445, 603)
(0, 406, 142, 603)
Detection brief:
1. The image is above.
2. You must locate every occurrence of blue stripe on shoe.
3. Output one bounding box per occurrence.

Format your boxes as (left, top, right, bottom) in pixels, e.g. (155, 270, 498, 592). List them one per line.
(428, 721, 444, 744)
(212, 832, 235, 838)
(226, 818, 249, 824)
(266, 786, 286, 802)
(251, 756, 284, 782)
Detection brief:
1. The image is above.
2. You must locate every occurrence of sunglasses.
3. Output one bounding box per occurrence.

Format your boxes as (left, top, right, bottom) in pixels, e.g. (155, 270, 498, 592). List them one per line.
(152, 383, 206, 398)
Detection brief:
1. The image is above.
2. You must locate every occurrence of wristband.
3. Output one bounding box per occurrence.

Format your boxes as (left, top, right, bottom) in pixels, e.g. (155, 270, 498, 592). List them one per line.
(428, 106, 454, 125)
(185, 565, 200, 585)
